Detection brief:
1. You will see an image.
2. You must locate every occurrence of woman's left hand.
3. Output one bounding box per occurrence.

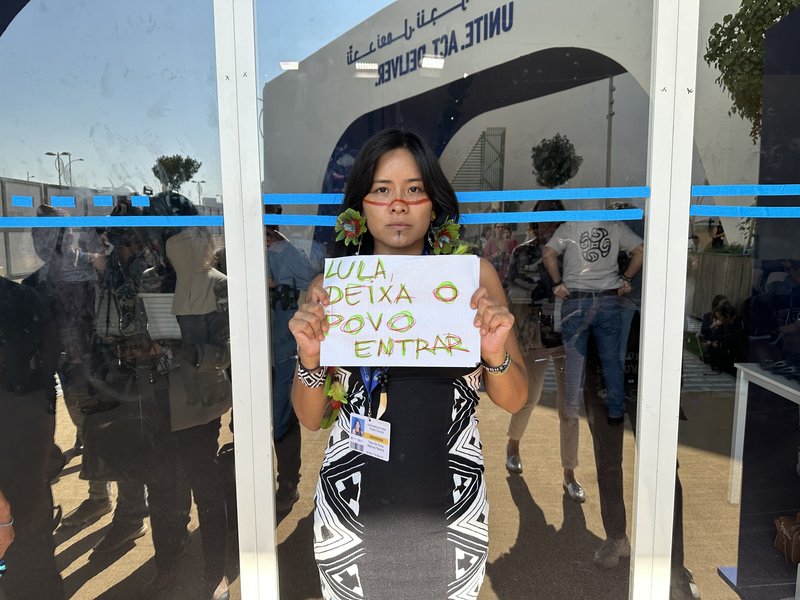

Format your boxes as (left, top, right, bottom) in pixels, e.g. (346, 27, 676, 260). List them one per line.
(471, 287, 514, 360)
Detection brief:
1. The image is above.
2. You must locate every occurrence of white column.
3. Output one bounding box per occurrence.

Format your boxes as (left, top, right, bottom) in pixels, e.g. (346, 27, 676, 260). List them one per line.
(631, 0, 701, 598)
(213, 0, 279, 597)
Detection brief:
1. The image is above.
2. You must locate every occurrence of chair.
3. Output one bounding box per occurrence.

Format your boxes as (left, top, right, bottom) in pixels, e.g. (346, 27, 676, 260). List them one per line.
(685, 315, 706, 363)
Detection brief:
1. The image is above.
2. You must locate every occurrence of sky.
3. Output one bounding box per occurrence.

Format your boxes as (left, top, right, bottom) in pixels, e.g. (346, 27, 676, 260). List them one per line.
(0, 0, 392, 203)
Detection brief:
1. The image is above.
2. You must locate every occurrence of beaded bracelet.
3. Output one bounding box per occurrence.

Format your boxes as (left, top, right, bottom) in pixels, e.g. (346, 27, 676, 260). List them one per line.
(0, 517, 13, 528)
(482, 352, 511, 376)
(296, 360, 326, 388)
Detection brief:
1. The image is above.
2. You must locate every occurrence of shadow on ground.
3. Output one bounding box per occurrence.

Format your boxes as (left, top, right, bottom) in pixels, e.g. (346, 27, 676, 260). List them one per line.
(486, 476, 628, 599)
(278, 511, 322, 600)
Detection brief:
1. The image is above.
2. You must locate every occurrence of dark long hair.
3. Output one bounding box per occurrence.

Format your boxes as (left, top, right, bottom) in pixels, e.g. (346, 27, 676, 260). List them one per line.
(531, 199, 565, 237)
(335, 128, 459, 256)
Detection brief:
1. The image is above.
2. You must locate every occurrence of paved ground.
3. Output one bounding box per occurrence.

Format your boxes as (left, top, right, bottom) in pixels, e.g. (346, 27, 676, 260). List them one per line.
(49, 350, 741, 599)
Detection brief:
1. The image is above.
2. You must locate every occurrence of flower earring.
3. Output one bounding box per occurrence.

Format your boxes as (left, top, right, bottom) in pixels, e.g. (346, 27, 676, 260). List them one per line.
(428, 217, 470, 255)
(335, 208, 367, 252)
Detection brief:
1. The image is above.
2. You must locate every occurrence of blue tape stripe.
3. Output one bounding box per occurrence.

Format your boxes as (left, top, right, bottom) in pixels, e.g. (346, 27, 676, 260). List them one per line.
(460, 209, 643, 224)
(457, 187, 650, 203)
(263, 186, 650, 206)
(263, 214, 337, 226)
(93, 195, 113, 207)
(690, 205, 800, 218)
(11, 195, 33, 207)
(692, 184, 800, 197)
(131, 195, 150, 207)
(50, 196, 75, 208)
(0, 216, 224, 229)
(262, 210, 642, 227)
(264, 193, 343, 205)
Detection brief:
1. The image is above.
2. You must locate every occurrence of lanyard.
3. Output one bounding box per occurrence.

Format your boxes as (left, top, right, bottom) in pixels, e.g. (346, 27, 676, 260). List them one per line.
(359, 366, 388, 420)
(356, 247, 426, 420)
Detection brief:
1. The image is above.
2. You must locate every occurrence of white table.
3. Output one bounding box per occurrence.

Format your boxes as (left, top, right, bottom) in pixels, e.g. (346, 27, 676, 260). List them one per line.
(726, 363, 800, 599)
(729, 362, 800, 504)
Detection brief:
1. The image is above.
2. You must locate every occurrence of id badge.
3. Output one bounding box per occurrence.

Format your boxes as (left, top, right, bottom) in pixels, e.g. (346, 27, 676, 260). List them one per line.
(350, 414, 391, 462)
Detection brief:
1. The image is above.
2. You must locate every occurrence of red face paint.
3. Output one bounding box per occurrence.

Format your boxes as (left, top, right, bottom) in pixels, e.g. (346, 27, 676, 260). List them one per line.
(363, 196, 431, 207)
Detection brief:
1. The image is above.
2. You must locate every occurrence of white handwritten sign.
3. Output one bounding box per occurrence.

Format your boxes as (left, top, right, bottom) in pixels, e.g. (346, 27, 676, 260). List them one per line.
(320, 255, 481, 367)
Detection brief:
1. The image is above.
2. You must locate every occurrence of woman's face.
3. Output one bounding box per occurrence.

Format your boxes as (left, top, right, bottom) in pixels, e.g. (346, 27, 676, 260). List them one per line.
(362, 148, 432, 256)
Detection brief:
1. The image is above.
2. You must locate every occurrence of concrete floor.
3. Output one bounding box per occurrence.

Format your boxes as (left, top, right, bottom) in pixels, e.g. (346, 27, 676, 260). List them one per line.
(49, 355, 743, 599)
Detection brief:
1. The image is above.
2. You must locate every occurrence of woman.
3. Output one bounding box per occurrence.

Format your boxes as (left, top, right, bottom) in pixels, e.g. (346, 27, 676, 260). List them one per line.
(502, 201, 585, 502)
(289, 129, 527, 599)
(140, 197, 230, 600)
(483, 223, 518, 279)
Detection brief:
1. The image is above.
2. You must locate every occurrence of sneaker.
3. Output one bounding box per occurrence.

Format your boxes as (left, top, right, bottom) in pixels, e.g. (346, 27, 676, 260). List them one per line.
(60, 498, 112, 529)
(275, 484, 299, 513)
(91, 521, 148, 555)
(505, 455, 523, 474)
(593, 535, 631, 569)
(563, 480, 586, 503)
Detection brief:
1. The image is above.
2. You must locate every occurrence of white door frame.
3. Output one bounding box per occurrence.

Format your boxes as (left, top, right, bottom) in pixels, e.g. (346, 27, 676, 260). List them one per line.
(213, 0, 704, 597)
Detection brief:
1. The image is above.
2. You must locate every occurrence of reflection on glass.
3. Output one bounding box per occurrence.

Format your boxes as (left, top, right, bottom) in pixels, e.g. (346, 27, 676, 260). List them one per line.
(0, 199, 236, 599)
(262, 0, 656, 597)
(265, 218, 325, 513)
(682, 3, 800, 599)
(0, 1, 237, 598)
(503, 202, 583, 501)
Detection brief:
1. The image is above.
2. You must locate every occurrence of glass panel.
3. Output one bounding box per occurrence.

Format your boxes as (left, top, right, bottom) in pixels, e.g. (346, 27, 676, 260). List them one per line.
(259, 1, 653, 597)
(680, 3, 800, 599)
(0, 3, 238, 599)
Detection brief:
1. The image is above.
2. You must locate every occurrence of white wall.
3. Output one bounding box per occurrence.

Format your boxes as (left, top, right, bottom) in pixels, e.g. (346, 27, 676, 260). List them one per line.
(262, 0, 757, 246)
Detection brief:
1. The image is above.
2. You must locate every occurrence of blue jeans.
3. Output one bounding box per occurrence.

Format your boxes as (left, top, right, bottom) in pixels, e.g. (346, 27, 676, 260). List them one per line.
(618, 298, 638, 366)
(560, 294, 625, 419)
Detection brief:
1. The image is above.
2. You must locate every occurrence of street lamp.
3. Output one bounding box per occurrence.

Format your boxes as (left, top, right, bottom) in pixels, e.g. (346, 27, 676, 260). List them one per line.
(45, 151, 70, 186)
(64, 157, 84, 186)
(191, 179, 206, 204)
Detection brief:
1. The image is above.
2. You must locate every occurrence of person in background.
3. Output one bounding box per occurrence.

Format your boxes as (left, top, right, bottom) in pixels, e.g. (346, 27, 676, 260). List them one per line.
(583, 339, 701, 598)
(543, 219, 644, 424)
(28, 206, 147, 538)
(0, 272, 65, 599)
(699, 294, 728, 347)
(265, 221, 324, 512)
(704, 299, 745, 375)
(503, 201, 585, 502)
(484, 223, 518, 280)
(710, 218, 726, 249)
(141, 194, 230, 600)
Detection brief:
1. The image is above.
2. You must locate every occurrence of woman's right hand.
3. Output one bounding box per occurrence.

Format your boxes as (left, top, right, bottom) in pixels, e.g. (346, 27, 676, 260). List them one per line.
(288, 279, 330, 366)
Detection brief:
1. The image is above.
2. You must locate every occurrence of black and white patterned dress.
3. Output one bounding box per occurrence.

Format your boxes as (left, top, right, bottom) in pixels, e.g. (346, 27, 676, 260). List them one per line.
(314, 365, 488, 600)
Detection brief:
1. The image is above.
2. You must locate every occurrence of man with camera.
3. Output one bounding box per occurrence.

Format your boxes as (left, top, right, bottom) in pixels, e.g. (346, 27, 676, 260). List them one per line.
(265, 225, 323, 511)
